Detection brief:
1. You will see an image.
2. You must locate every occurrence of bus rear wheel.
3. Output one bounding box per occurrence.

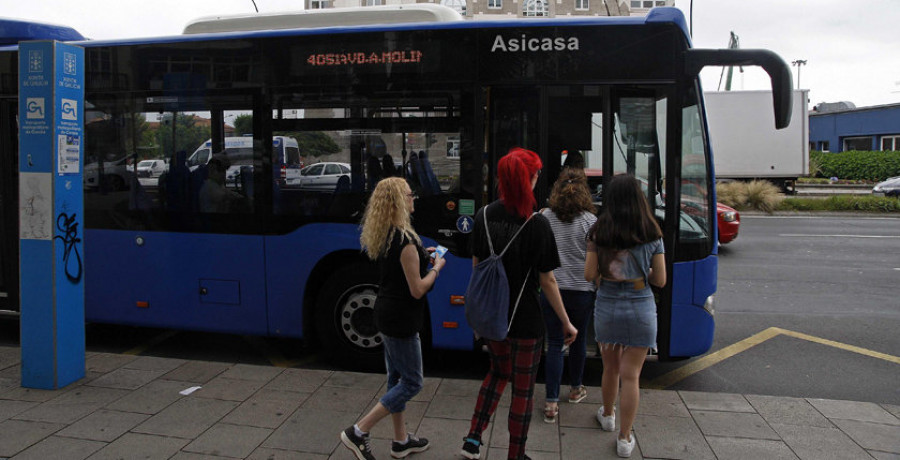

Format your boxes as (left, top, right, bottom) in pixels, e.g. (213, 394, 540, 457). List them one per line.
(314, 263, 385, 371)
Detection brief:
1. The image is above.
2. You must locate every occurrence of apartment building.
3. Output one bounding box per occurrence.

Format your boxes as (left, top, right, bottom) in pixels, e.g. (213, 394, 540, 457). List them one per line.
(308, 0, 674, 18)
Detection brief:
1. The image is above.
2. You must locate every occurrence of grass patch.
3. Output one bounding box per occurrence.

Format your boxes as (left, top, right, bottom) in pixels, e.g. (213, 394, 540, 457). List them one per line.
(778, 195, 900, 212)
(716, 180, 782, 213)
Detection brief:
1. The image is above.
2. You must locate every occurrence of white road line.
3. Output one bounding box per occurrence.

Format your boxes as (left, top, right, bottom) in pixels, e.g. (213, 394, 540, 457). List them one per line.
(779, 234, 900, 238)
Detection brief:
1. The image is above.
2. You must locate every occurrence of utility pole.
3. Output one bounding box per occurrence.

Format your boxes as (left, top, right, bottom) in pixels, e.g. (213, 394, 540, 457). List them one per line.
(792, 60, 807, 89)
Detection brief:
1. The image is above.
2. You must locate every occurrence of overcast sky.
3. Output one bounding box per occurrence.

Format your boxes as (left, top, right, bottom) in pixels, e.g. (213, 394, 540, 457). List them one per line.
(4, 0, 899, 108)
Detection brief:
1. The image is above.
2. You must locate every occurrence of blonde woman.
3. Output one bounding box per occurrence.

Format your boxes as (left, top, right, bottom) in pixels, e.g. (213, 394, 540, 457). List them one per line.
(341, 177, 446, 460)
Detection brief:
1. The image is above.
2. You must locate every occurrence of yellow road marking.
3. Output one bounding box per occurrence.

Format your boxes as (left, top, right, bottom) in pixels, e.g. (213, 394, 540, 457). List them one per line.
(645, 327, 900, 390)
(123, 330, 179, 356)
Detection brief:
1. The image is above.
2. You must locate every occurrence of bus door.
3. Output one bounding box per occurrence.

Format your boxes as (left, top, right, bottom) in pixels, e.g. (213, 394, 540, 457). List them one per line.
(483, 87, 541, 205)
(0, 99, 18, 312)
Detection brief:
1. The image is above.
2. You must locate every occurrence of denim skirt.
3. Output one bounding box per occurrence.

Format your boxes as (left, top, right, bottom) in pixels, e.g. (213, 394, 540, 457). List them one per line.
(593, 280, 657, 349)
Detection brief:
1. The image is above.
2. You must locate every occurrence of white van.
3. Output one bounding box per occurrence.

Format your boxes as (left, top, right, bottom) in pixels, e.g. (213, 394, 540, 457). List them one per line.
(186, 136, 302, 185)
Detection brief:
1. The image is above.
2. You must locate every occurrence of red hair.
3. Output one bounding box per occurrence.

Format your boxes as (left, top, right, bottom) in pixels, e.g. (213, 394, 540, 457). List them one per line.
(498, 147, 542, 218)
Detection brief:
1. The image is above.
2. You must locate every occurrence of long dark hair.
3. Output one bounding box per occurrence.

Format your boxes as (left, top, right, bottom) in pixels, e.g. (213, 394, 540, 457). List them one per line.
(548, 167, 595, 222)
(588, 174, 662, 278)
(498, 147, 542, 218)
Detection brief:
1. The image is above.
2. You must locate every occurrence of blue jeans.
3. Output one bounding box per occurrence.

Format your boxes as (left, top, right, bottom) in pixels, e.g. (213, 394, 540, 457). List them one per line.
(380, 333, 424, 413)
(541, 289, 594, 402)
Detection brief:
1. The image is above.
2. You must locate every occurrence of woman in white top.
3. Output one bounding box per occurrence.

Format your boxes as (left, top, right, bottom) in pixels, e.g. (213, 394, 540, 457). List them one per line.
(540, 167, 597, 423)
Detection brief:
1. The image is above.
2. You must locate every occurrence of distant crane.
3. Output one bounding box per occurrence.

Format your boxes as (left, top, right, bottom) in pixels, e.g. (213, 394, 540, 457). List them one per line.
(717, 32, 742, 91)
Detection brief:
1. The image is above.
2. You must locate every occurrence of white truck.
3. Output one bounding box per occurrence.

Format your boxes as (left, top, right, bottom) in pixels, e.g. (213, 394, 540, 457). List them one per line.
(704, 89, 809, 191)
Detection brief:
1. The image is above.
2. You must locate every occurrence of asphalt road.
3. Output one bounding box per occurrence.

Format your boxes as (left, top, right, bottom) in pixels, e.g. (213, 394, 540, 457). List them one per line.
(640, 213, 900, 405)
(1, 213, 898, 404)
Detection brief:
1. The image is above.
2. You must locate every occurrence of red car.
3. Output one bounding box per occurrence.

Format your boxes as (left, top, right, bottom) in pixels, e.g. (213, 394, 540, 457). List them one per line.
(717, 203, 740, 244)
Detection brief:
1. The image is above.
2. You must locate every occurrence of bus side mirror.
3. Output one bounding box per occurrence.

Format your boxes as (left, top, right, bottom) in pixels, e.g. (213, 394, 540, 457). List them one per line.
(684, 49, 793, 130)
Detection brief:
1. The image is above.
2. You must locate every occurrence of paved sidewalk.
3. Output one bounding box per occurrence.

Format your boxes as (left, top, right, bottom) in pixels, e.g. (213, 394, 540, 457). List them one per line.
(1, 345, 898, 459)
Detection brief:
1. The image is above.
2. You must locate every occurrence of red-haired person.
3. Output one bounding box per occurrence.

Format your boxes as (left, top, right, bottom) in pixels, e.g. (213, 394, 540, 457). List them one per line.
(461, 147, 577, 460)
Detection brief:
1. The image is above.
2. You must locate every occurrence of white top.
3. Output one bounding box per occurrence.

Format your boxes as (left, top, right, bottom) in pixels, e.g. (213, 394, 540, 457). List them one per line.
(541, 209, 597, 292)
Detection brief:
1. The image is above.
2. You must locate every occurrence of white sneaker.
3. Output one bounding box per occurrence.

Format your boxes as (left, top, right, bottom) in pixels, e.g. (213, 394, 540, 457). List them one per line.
(616, 434, 635, 458)
(597, 405, 616, 431)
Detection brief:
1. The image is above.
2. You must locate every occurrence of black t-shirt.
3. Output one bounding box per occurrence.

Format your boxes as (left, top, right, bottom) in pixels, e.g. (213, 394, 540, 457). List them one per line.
(374, 230, 429, 338)
(470, 201, 560, 339)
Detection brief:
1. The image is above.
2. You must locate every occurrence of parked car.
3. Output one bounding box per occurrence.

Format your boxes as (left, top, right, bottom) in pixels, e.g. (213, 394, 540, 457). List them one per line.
(296, 162, 351, 191)
(84, 157, 133, 191)
(716, 203, 740, 245)
(872, 176, 900, 197)
(136, 159, 167, 178)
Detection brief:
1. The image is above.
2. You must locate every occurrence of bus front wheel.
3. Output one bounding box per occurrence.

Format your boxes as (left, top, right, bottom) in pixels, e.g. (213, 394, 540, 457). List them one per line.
(314, 263, 385, 371)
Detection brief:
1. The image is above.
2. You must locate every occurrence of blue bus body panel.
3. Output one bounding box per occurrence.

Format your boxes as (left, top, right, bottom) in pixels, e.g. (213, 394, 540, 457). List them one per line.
(0, 18, 85, 46)
(264, 223, 473, 348)
(669, 256, 716, 357)
(84, 229, 269, 335)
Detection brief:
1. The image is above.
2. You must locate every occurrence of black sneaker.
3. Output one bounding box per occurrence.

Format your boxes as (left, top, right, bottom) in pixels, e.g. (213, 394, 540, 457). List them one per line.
(390, 433, 429, 458)
(460, 437, 481, 459)
(341, 426, 375, 460)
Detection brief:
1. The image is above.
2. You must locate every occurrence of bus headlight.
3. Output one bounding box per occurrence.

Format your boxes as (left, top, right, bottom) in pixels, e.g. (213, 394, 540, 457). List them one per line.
(721, 211, 737, 222)
(703, 295, 715, 315)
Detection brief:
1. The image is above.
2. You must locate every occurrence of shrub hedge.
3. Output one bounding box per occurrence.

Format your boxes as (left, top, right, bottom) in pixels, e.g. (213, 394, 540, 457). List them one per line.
(810, 150, 900, 181)
(777, 196, 900, 212)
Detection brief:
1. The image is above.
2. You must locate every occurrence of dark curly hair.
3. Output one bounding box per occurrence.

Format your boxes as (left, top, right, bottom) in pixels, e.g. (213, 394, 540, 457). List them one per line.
(547, 167, 595, 223)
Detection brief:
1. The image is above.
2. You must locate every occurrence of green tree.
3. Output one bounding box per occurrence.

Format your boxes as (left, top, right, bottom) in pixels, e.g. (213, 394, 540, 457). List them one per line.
(291, 131, 341, 158)
(233, 114, 253, 136)
(156, 113, 211, 158)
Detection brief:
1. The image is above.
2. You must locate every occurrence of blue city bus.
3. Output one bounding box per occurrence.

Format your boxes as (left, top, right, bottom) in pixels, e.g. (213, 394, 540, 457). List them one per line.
(0, 6, 792, 368)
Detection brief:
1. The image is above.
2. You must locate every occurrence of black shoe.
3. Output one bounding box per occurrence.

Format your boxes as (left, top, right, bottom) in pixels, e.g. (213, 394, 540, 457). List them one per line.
(390, 433, 429, 458)
(461, 437, 481, 459)
(341, 426, 375, 460)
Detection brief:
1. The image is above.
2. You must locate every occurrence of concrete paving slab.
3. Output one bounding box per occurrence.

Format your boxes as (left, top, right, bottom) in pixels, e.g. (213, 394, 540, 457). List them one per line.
(170, 452, 240, 460)
(55, 408, 150, 442)
(262, 407, 357, 454)
(220, 363, 284, 382)
(303, 385, 379, 413)
(8, 435, 105, 460)
(247, 447, 328, 459)
(692, 410, 781, 440)
(163, 361, 231, 384)
(221, 388, 308, 429)
(560, 426, 629, 459)
(84, 353, 136, 373)
(263, 368, 333, 394)
(414, 416, 486, 460)
(131, 397, 239, 439)
(870, 452, 900, 460)
(103, 379, 191, 414)
(193, 376, 267, 402)
(808, 398, 900, 425)
(324, 371, 385, 390)
(632, 414, 716, 460)
(638, 389, 691, 418)
(746, 394, 833, 428)
(0, 419, 65, 457)
(0, 346, 18, 369)
(85, 432, 188, 460)
(120, 355, 187, 373)
(557, 401, 601, 429)
(182, 422, 273, 458)
(424, 394, 475, 420)
(770, 422, 875, 460)
(0, 384, 72, 403)
(0, 399, 37, 422)
(679, 391, 755, 413)
(409, 376, 440, 402)
(435, 377, 483, 397)
(13, 386, 130, 424)
(884, 404, 900, 419)
(830, 418, 900, 454)
(84, 367, 167, 390)
(705, 436, 799, 460)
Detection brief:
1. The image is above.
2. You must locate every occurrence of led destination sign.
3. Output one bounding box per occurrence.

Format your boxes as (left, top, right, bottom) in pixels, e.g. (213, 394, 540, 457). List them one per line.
(307, 50, 423, 67)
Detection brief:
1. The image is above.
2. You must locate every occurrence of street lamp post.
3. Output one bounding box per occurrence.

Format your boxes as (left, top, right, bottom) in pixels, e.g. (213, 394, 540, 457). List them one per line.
(791, 60, 807, 89)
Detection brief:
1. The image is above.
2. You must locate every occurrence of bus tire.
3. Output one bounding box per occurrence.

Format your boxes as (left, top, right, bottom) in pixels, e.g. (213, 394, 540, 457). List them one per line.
(314, 263, 385, 371)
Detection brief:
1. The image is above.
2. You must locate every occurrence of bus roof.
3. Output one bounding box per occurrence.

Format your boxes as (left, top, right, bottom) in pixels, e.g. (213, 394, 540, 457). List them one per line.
(0, 17, 85, 45)
(183, 4, 464, 35)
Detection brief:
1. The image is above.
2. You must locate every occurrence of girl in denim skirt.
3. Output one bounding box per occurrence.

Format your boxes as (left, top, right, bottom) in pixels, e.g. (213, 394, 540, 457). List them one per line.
(585, 174, 666, 458)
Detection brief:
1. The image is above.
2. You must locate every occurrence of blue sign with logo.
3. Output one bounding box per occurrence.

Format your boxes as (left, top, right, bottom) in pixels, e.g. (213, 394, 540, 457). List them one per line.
(456, 215, 474, 234)
(19, 41, 85, 390)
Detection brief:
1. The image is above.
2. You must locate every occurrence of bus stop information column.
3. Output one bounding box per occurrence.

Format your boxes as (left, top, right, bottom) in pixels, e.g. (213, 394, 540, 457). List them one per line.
(18, 41, 85, 389)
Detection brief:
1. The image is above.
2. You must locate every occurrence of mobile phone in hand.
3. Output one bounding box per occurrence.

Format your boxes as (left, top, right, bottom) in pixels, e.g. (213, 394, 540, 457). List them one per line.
(431, 245, 448, 260)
